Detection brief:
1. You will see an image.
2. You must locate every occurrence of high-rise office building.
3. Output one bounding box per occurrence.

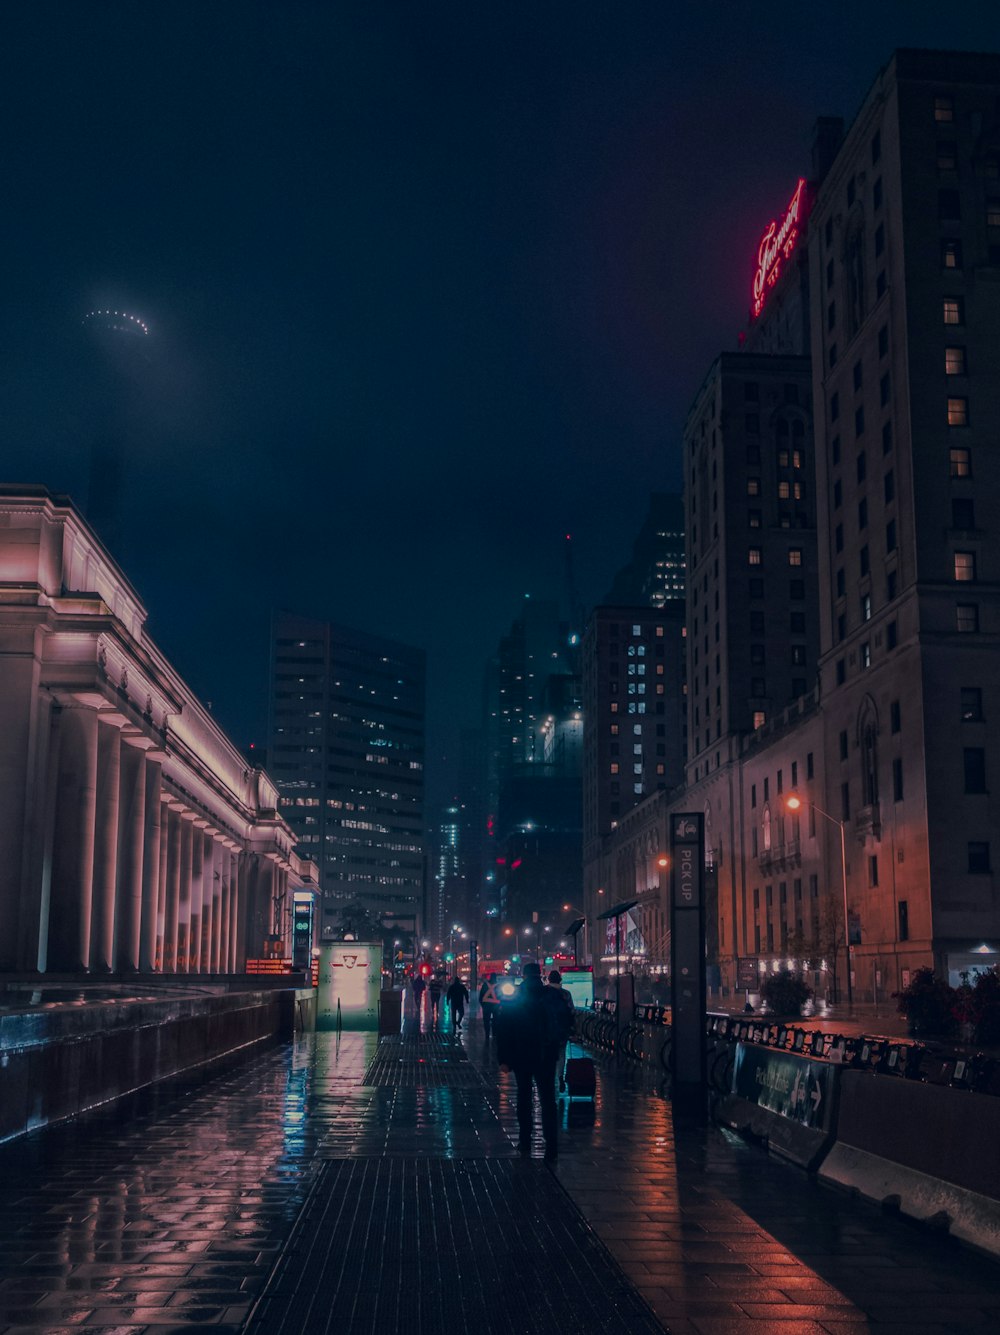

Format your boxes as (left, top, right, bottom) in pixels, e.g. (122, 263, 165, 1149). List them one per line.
(267, 612, 426, 937)
(684, 352, 819, 781)
(604, 492, 686, 607)
(807, 49, 1000, 986)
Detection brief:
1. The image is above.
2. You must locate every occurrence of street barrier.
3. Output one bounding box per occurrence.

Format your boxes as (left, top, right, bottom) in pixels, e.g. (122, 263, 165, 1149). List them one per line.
(819, 1067, 1000, 1256)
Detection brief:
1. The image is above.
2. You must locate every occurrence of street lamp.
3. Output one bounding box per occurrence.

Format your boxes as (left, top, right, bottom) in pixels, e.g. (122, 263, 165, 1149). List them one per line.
(448, 923, 463, 958)
(503, 925, 519, 956)
(785, 791, 852, 1009)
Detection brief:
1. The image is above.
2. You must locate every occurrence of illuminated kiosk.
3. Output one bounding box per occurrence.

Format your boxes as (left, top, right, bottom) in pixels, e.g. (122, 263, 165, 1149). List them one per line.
(316, 942, 383, 1031)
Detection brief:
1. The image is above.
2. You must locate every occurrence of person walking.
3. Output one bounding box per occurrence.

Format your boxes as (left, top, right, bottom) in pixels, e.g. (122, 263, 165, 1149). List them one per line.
(479, 972, 501, 1039)
(547, 969, 576, 1093)
(428, 973, 443, 1025)
(446, 974, 469, 1031)
(495, 961, 563, 1162)
(411, 971, 426, 1021)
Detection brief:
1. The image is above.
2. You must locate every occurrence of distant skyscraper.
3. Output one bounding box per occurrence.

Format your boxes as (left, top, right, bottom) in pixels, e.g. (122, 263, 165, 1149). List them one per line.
(605, 493, 685, 608)
(80, 308, 151, 556)
(267, 612, 426, 936)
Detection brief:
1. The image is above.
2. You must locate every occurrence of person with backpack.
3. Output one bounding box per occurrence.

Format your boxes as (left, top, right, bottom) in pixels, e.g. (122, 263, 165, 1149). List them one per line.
(547, 969, 576, 1093)
(495, 961, 564, 1161)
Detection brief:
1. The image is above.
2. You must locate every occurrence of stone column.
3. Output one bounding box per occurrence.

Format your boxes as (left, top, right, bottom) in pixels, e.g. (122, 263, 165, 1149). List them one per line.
(163, 806, 182, 972)
(70, 708, 99, 972)
(188, 822, 206, 972)
(116, 737, 148, 972)
(155, 797, 169, 970)
(208, 838, 222, 973)
(234, 853, 249, 971)
(140, 759, 163, 972)
(220, 846, 234, 973)
(90, 717, 123, 972)
(176, 815, 193, 972)
(30, 702, 62, 974)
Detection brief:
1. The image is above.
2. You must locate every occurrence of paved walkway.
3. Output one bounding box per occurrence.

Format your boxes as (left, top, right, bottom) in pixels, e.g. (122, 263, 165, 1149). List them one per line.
(0, 999, 998, 1333)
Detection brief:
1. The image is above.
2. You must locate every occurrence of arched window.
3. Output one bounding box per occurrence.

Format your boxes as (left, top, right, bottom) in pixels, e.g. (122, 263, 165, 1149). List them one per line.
(857, 697, 880, 807)
(762, 805, 772, 852)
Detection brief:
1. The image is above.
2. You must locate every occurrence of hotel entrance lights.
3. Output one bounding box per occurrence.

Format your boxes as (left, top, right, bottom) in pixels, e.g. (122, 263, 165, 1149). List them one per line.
(784, 792, 852, 1009)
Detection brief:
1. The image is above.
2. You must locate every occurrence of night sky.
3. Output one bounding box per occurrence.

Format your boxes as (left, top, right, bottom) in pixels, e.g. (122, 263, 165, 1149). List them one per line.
(3, 3, 997, 800)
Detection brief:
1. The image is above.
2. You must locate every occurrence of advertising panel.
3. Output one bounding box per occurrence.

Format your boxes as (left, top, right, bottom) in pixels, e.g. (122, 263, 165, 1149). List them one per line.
(559, 966, 594, 1010)
(317, 942, 383, 1031)
(732, 1043, 833, 1129)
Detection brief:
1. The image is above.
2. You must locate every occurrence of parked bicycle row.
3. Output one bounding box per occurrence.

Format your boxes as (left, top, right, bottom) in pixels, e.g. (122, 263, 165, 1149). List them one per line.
(574, 1004, 1000, 1096)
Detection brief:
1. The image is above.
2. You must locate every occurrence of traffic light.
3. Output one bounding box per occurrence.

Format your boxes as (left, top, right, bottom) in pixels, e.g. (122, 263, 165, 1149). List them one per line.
(511, 954, 520, 963)
(419, 962, 432, 978)
(444, 952, 455, 962)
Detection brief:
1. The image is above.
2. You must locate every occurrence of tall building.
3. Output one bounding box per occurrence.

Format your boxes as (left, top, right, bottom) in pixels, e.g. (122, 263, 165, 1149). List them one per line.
(267, 612, 426, 938)
(481, 597, 582, 945)
(605, 492, 686, 607)
(79, 308, 151, 557)
(684, 352, 819, 782)
(430, 803, 464, 946)
(591, 49, 1000, 1003)
(807, 49, 1000, 986)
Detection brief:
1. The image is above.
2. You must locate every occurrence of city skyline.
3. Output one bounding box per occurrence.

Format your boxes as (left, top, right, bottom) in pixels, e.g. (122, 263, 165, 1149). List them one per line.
(3, 6, 999, 803)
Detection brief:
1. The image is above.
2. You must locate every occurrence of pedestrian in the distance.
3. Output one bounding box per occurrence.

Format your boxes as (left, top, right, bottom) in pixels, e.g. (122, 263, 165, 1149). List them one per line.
(411, 972, 426, 1018)
(446, 974, 470, 1030)
(429, 974, 443, 1024)
(479, 972, 501, 1039)
(547, 969, 576, 1093)
(495, 961, 563, 1162)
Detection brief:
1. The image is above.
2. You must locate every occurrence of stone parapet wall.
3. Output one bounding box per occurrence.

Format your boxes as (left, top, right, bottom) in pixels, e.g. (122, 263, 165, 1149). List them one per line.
(0, 986, 308, 1143)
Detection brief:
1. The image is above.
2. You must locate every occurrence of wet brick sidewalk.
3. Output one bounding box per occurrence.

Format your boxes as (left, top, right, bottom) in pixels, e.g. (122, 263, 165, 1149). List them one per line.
(0, 1003, 998, 1333)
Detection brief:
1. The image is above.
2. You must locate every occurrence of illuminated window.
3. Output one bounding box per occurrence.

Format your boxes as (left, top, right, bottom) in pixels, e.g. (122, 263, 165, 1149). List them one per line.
(753, 711, 766, 730)
(950, 446, 971, 477)
(948, 397, 969, 426)
(610, 762, 619, 775)
(748, 547, 762, 566)
(945, 346, 966, 376)
(944, 297, 964, 325)
(788, 549, 802, 566)
(749, 509, 762, 528)
(747, 477, 760, 496)
(954, 551, 976, 581)
(934, 94, 954, 123)
(778, 481, 790, 499)
(860, 642, 871, 669)
(942, 239, 962, 269)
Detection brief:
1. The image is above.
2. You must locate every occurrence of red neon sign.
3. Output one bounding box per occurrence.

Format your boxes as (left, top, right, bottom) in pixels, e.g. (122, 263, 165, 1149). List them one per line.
(752, 178, 808, 320)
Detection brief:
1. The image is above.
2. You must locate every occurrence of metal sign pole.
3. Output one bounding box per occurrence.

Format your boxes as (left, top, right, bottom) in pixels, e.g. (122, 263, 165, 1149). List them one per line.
(670, 813, 706, 1118)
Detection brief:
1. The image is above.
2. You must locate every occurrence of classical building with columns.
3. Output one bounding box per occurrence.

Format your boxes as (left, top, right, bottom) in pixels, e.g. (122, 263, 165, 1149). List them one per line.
(0, 486, 317, 976)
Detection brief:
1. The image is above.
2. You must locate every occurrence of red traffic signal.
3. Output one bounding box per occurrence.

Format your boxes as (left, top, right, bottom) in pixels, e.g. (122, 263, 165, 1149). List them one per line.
(419, 962, 432, 978)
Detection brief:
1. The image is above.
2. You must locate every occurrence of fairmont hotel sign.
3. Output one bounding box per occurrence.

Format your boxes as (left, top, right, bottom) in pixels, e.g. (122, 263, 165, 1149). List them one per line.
(751, 177, 810, 320)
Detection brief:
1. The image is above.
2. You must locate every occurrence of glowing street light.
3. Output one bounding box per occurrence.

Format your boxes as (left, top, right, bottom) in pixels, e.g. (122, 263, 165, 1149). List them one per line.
(785, 791, 852, 1009)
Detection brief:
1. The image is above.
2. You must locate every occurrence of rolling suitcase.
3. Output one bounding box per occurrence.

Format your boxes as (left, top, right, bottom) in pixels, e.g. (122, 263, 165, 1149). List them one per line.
(564, 1054, 596, 1099)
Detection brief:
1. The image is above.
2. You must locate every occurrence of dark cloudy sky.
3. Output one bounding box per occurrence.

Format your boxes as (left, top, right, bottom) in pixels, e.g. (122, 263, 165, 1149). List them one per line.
(2, 3, 997, 800)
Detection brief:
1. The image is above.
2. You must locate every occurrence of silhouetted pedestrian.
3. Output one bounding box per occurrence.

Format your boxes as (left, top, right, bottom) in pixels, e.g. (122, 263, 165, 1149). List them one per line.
(496, 961, 563, 1161)
(547, 969, 576, 1093)
(429, 974, 443, 1023)
(446, 975, 469, 1030)
(412, 973, 426, 1017)
(479, 972, 501, 1038)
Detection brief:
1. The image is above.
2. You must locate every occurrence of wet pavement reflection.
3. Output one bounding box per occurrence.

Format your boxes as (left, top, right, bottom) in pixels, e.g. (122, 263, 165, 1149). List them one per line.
(0, 997, 996, 1333)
